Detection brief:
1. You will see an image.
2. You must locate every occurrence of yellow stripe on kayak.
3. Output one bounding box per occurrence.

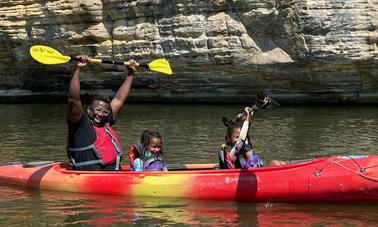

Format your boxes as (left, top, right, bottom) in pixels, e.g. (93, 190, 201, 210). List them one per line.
(131, 174, 191, 197)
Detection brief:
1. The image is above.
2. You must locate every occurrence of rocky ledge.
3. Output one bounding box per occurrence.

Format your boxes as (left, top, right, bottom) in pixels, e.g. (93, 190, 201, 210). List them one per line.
(0, 0, 377, 104)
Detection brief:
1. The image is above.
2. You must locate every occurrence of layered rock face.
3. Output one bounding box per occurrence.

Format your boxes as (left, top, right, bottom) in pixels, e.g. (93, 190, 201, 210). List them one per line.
(0, 0, 377, 103)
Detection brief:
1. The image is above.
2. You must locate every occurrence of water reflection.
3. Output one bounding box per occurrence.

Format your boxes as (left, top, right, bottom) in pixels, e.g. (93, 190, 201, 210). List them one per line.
(1, 185, 377, 226)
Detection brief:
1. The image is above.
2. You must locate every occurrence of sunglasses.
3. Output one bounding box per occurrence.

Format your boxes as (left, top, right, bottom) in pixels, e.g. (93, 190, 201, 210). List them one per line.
(90, 107, 110, 116)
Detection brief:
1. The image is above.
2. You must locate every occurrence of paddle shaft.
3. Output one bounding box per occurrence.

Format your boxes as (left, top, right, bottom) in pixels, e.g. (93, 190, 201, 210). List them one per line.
(71, 56, 148, 69)
(30, 45, 172, 74)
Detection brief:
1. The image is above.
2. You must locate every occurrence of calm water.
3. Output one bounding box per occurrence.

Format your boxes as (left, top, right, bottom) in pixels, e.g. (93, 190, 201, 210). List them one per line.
(0, 104, 378, 226)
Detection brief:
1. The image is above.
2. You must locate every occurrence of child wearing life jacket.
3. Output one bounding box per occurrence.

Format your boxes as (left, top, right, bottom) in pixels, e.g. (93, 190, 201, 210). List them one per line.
(219, 107, 286, 169)
(129, 130, 167, 171)
(218, 107, 264, 169)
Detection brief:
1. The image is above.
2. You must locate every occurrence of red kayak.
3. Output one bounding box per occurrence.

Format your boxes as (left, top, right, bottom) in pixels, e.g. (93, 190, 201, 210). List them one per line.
(0, 155, 377, 203)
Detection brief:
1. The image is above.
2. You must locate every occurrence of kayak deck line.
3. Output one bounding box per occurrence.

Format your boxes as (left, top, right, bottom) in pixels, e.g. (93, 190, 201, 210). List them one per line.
(309, 155, 378, 181)
(0, 155, 377, 203)
(326, 159, 378, 182)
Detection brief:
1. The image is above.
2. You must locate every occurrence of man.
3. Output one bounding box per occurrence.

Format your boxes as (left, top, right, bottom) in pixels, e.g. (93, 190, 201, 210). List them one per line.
(66, 55, 137, 171)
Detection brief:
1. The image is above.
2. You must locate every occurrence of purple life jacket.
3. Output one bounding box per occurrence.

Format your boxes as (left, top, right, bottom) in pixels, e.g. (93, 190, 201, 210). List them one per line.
(134, 143, 166, 171)
(243, 152, 264, 168)
(219, 144, 264, 169)
(146, 162, 166, 171)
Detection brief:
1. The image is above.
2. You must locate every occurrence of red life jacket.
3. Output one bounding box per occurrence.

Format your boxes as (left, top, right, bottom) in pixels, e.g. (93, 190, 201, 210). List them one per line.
(67, 123, 123, 170)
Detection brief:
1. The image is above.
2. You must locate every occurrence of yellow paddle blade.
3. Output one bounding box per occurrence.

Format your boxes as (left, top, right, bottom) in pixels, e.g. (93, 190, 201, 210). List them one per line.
(30, 45, 71, 65)
(148, 58, 173, 75)
(30, 45, 173, 75)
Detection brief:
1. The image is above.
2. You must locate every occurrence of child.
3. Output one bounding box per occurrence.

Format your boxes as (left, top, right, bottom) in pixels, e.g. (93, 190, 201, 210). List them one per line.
(218, 107, 286, 169)
(129, 130, 167, 171)
(218, 107, 264, 169)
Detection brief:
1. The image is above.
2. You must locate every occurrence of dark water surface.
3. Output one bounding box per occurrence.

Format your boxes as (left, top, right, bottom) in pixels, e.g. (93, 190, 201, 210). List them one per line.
(0, 104, 378, 226)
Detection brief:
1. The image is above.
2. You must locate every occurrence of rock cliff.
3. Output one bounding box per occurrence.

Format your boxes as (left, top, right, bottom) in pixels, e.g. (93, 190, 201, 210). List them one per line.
(0, 0, 377, 103)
